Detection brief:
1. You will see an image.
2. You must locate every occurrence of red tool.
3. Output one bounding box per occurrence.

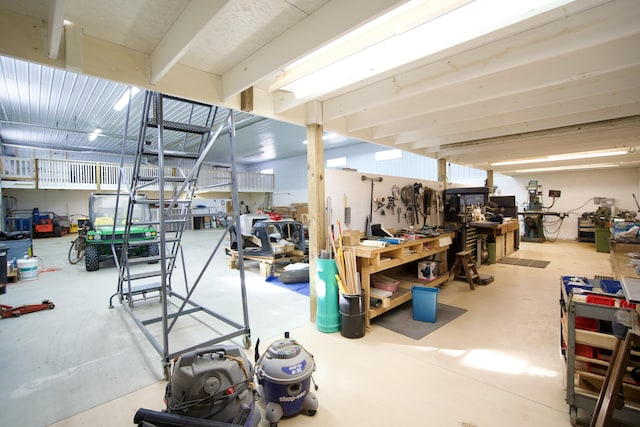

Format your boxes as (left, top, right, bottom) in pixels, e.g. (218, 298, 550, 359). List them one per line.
(1, 300, 55, 318)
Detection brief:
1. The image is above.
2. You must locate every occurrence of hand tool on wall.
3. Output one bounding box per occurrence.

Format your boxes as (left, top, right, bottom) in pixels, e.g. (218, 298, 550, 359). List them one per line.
(361, 175, 383, 235)
(401, 185, 414, 225)
(344, 193, 351, 225)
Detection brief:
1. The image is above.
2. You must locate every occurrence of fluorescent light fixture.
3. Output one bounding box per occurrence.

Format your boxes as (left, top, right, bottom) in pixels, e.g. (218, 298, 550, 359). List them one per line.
(88, 128, 102, 141)
(272, 0, 570, 98)
(113, 87, 140, 111)
(260, 168, 274, 175)
(491, 149, 628, 166)
(375, 149, 402, 161)
(513, 163, 619, 173)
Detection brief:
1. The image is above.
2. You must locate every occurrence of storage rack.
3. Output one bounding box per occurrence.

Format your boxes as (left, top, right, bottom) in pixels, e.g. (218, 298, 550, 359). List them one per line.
(560, 279, 640, 425)
(578, 217, 596, 242)
(350, 233, 454, 328)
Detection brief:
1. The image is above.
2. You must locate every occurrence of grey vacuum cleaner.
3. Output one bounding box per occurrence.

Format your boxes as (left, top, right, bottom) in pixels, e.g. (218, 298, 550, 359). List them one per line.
(255, 332, 318, 427)
(134, 344, 260, 427)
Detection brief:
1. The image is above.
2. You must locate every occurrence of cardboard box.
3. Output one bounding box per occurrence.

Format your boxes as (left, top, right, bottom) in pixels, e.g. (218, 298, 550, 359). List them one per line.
(342, 230, 363, 246)
(418, 261, 438, 282)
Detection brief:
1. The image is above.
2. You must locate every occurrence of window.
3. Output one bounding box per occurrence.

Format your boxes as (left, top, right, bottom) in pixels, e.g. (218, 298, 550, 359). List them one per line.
(375, 149, 402, 161)
(326, 157, 347, 168)
(260, 168, 274, 174)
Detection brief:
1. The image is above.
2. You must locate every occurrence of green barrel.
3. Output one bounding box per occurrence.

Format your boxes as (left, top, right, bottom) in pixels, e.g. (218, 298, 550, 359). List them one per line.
(315, 258, 340, 332)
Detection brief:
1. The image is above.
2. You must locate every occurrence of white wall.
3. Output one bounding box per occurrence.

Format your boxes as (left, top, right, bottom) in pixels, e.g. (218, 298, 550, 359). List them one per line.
(493, 168, 640, 240)
(324, 169, 445, 234)
(258, 141, 640, 240)
(3, 189, 90, 221)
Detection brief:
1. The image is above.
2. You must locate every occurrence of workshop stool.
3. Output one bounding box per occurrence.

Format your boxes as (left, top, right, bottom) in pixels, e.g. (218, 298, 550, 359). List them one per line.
(449, 250, 480, 290)
(589, 309, 640, 427)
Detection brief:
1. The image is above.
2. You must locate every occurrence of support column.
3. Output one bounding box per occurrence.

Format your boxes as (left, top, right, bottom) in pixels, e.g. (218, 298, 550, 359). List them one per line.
(438, 158, 448, 190)
(486, 170, 494, 194)
(306, 102, 325, 322)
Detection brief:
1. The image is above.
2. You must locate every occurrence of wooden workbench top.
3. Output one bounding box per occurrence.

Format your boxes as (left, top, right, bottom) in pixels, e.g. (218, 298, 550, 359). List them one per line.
(347, 233, 454, 259)
(469, 219, 519, 231)
(610, 242, 640, 280)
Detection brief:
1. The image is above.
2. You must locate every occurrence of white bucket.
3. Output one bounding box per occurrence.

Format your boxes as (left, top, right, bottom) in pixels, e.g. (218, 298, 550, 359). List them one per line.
(17, 257, 38, 281)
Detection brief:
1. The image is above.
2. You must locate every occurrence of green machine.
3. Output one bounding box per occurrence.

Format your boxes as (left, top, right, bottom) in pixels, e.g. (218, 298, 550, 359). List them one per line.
(521, 181, 564, 242)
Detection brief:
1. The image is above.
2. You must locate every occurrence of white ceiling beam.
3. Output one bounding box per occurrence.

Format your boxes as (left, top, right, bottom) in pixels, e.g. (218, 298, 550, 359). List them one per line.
(150, 0, 229, 84)
(411, 89, 640, 143)
(416, 104, 640, 153)
(221, 0, 405, 100)
(323, 0, 640, 125)
(376, 67, 640, 144)
(65, 22, 83, 73)
(47, 0, 65, 59)
(383, 66, 640, 142)
(358, 41, 640, 144)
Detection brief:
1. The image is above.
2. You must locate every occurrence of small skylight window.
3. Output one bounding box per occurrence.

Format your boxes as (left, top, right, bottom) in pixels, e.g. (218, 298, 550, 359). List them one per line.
(260, 168, 274, 174)
(327, 157, 347, 168)
(375, 149, 402, 161)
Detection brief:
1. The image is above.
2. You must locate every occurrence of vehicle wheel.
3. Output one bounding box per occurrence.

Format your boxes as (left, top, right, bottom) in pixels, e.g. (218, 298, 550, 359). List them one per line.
(53, 225, 62, 237)
(68, 238, 85, 264)
(147, 242, 159, 263)
(47, 302, 55, 310)
(85, 245, 100, 271)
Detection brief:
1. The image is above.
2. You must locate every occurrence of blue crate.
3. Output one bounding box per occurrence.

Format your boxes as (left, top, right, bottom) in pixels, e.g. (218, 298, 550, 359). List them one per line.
(562, 276, 593, 295)
(600, 279, 622, 294)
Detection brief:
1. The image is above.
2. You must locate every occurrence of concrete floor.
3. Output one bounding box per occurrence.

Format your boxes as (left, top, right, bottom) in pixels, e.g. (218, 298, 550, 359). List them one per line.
(0, 230, 628, 426)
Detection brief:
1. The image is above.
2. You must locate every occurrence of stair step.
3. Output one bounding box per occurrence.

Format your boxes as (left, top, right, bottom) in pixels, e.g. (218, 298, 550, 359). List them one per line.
(134, 199, 191, 206)
(121, 282, 162, 296)
(146, 119, 211, 135)
(137, 176, 197, 183)
(125, 270, 163, 281)
(143, 148, 201, 159)
(125, 255, 175, 265)
(126, 219, 186, 227)
(125, 238, 180, 248)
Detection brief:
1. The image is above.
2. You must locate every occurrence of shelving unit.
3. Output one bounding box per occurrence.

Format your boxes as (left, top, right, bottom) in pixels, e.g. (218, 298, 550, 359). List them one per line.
(560, 279, 640, 425)
(578, 217, 596, 242)
(350, 233, 454, 328)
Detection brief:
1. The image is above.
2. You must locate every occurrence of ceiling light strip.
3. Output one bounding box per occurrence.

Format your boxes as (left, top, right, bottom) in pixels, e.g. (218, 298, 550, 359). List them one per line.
(491, 149, 629, 166)
(273, 0, 572, 98)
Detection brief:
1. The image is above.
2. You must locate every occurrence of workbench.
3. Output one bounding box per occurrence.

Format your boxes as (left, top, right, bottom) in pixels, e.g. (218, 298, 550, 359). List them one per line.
(469, 219, 519, 263)
(610, 241, 640, 280)
(348, 233, 454, 328)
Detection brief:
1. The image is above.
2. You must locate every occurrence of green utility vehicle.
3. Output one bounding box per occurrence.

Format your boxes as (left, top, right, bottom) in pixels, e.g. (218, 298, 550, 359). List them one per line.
(84, 193, 159, 271)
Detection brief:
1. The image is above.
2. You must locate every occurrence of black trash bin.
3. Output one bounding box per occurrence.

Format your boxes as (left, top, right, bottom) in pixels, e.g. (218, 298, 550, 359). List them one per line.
(339, 292, 365, 339)
(0, 243, 8, 294)
(193, 217, 203, 230)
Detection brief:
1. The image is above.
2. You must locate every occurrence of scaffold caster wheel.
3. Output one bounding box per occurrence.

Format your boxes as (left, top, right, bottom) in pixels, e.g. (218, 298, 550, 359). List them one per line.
(243, 334, 251, 349)
(569, 406, 577, 426)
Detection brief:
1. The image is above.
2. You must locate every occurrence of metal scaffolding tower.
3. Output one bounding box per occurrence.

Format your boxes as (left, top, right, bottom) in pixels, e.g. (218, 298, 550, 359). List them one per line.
(109, 91, 251, 378)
